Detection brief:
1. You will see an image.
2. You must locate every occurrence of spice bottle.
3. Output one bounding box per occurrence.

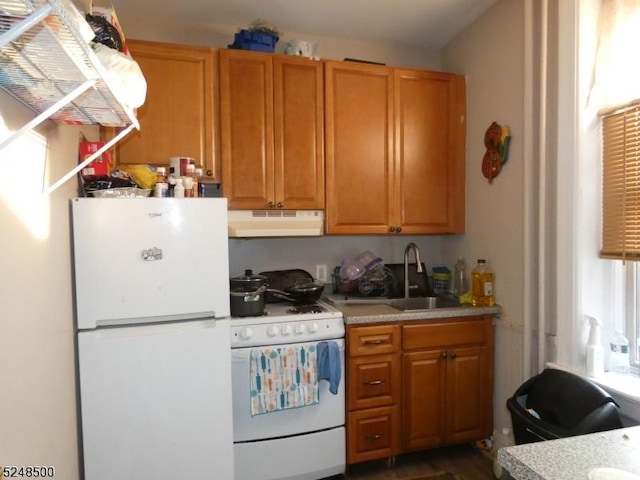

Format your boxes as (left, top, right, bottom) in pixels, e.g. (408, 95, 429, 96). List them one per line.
(174, 178, 185, 198)
(167, 167, 177, 197)
(186, 163, 198, 197)
(471, 259, 494, 306)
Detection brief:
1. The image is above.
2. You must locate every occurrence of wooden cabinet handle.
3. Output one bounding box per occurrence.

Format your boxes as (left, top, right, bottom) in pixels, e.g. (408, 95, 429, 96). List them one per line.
(396, 226, 402, 233)
(276, 202, 283, 208)
(206, 169, 213, 177)
(441, 351, 447, 358)
(450, 352, 457, 359)
(267, 201, 274, 208)
(364, 379, 384, 386)
(388, 226, 396, 233)
(364, 339, 385, 345)
(365, 434, 383, 441)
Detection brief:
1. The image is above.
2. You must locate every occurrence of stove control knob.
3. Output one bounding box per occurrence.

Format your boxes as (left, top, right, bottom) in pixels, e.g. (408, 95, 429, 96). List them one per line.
(294, 323, 306, 334)
(281, 324, 292, 336)
(308, 322, 319, 333)
(240, 327, 254, 340)
(267, 325, 279, 337)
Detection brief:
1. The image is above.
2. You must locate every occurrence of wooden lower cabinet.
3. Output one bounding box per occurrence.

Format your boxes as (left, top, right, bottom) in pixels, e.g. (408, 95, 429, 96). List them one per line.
(346, 323, 401, 465)
(346, 316, 494, 465)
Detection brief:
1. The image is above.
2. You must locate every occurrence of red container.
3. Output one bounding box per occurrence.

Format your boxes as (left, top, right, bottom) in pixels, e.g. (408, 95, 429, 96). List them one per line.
(79, 141, 112, 178)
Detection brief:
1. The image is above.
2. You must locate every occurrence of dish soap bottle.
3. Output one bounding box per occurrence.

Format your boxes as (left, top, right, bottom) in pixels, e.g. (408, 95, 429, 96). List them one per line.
(453, 256, 467, 297)
(610, 331, 630, 374)
(585, 315, 604, 377)
(471, 259, 494, 306)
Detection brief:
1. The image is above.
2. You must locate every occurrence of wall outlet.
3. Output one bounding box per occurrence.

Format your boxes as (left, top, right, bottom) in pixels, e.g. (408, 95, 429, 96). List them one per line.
(315, 264, 328, 283)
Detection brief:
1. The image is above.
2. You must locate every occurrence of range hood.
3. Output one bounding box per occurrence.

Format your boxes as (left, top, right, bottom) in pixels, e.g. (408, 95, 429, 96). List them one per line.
(228, 210, 324, 237)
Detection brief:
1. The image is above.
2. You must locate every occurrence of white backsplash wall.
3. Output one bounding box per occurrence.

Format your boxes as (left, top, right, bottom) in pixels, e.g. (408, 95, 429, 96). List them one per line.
(228, 235, 446, 280)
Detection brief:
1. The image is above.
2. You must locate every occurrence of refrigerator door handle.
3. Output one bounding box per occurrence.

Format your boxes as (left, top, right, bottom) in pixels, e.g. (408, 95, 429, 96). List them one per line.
(90, 319, 219, 339)
(94, 312, 218, 328)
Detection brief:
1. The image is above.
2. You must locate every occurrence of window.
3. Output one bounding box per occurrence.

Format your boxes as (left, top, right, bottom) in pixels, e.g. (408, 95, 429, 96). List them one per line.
(597, 0, 640, 374)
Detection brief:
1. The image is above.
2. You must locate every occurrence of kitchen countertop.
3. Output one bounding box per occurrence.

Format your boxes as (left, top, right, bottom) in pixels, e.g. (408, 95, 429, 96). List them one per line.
(322, 294, 501, 324)
(497, 426, 640, 480)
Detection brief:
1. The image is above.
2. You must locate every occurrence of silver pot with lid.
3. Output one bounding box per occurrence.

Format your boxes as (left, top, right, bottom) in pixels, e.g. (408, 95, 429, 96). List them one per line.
(229, 269, 268, 317)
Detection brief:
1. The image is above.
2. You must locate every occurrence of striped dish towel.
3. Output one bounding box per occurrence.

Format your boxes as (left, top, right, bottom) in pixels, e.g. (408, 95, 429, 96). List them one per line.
(249, 344, 319, 416)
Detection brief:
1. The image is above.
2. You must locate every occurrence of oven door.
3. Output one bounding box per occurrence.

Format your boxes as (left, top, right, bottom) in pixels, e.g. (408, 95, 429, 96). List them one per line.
(231, 339, 345, 442)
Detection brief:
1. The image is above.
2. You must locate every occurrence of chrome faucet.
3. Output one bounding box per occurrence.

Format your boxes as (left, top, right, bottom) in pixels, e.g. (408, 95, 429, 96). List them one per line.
(404, 242, 423, 299)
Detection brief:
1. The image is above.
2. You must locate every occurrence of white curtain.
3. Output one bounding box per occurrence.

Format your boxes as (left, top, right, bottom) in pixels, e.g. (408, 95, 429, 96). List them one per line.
(592, 0, 640, 109)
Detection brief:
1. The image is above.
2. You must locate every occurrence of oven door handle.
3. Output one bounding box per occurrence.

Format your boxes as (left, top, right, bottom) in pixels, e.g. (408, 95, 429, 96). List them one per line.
(231, 350, 249, 362)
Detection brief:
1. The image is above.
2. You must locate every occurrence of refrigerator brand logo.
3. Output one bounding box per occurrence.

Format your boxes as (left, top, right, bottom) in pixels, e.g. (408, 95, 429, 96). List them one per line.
(141, 247, 163, 261)
(148, 212, 163, 218)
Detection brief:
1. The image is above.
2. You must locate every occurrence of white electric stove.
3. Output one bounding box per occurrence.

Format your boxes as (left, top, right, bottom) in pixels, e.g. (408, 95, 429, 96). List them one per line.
(229, 298, 346, 480)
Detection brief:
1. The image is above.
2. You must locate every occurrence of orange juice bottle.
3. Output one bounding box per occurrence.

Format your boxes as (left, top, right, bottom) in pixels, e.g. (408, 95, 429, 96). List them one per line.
(471, 259, 494, 306)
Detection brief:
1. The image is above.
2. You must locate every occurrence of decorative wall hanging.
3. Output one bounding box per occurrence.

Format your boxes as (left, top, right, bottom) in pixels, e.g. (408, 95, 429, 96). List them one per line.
(482, 121, 512, 183)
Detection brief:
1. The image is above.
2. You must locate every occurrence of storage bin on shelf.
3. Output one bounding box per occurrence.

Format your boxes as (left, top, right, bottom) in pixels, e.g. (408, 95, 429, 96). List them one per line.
(228, 29, 278, 52)
(332, 265, 391, 297)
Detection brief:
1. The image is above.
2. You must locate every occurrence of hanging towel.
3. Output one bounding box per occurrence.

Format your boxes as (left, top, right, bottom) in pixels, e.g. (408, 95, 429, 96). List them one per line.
(249, 345, 319, 416)
(317, 341, 341, 394)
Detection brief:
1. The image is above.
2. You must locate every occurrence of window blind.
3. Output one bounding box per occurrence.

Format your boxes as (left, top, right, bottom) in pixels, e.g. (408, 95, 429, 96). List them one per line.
(601, 102, 640, 260)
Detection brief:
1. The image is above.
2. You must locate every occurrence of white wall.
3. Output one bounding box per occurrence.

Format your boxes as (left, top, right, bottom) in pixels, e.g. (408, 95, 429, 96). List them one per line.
(442, 0, 528, 436)
(0, 92, 97, 479)
(114, 14, 442, 70)
(228, 235, 443, 279)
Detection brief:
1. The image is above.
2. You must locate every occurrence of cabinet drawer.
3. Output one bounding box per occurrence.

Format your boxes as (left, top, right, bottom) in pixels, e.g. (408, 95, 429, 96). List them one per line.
(347, 405, 400, 464)
(403, 317, 489, 350)
(348, 353, 401, 410)
(348, 324, 400, 356)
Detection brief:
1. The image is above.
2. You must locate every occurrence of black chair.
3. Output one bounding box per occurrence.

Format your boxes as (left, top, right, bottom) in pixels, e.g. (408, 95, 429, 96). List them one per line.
(506, 368, 622, 444)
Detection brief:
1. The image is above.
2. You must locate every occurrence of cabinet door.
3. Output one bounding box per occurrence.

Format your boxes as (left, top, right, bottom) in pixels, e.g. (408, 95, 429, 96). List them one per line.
(325, 61, 394, 234)
(273, 56, 325, 209)
(394, 69, 466, 234)
(220, 50, 274, 208)
(114, 40, 217, 177)
(402, 349, 447, 451)
(446, 345, 493, 443)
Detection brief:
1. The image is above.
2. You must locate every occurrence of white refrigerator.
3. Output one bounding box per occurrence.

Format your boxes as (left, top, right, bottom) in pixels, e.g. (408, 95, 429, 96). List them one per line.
(71, 197, 233, 480)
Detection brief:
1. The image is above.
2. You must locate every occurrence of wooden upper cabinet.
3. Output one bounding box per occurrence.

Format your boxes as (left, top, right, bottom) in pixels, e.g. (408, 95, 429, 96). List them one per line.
(111, 40, 218, 178)
(394, 69, 466, 234)
(219, 50, 273, 208)
(325, 61, 394, 234)
(325, 61, 466, 234)
(219, 49, 324, 210)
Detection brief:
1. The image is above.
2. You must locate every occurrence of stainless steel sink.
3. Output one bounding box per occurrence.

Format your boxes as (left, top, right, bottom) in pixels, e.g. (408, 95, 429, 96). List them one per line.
(389, 296, 460, 311)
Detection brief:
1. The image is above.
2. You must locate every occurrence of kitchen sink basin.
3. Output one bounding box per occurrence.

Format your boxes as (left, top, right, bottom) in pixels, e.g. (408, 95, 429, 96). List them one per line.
(389, 296, 460, 311)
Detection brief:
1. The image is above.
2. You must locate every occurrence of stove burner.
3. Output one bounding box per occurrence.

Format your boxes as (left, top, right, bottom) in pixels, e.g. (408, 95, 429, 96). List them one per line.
(287, 304, 326, 314)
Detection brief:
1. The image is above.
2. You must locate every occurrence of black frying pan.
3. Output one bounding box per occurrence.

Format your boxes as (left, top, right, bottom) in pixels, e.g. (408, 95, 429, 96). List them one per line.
(266, 281, 325, 305)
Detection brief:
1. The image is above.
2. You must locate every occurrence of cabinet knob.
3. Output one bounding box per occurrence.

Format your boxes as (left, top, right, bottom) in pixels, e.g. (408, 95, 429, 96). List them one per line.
(206, 169, 213, 177)
(389, 226, 396, 233)
(365, 434, 383, 441)
(267, 201, 275, 208)
(364, 339, 384, 345)
(449, 352, 457, 359)
(441, 351, 447, 358)
(396, 226, 402, 233)
(276, 202, 283, 208)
